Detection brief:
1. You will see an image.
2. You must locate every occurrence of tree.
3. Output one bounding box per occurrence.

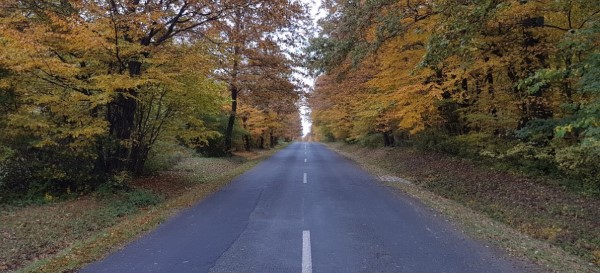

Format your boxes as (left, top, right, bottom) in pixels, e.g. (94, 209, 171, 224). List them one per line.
(215, 0, 306, 152)
(308, 0, 600, 188)
(0, 0, 228, 195)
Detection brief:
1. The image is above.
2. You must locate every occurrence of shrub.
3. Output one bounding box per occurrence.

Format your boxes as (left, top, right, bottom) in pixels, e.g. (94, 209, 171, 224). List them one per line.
(143, 141, 190, 174)
(357, 133, 385, 148)
(411, 129, 474, 156)
(555, 140, 600, 194)
(0, 145, 101, 203)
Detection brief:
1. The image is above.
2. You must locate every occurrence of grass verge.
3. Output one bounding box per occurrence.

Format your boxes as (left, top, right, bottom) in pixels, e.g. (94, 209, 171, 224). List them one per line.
(325, 142, 599, 273)
(1, 144, 286, 273)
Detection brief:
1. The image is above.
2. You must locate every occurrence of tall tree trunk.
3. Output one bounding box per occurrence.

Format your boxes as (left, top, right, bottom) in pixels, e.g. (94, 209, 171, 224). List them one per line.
(105, 91, 137, 172)
(224, 42, 241, 153)
(564, 56, 573, 103)
(244, 135, 251, 151)
(105, 60, 142, 172)
(383, 131, 394, 147)
(225, 84, 238, 153)
(241, 116, 251, 151)
(259, 135, 265, 149)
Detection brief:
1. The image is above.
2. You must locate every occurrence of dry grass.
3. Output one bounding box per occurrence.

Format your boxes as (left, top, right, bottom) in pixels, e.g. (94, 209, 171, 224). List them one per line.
(1, 197, 106, 271)
(0, 145, 286, 273)
(327, 142, 600, 273)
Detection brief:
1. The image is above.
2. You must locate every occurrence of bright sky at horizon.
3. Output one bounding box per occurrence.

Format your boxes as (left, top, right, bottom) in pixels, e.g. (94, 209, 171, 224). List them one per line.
(299, 0, 324, 137)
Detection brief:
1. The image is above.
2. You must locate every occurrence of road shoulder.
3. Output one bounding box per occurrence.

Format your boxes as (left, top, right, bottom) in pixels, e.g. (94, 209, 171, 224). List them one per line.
(15, 145, 288, 273)
(323, 142, 599, 273)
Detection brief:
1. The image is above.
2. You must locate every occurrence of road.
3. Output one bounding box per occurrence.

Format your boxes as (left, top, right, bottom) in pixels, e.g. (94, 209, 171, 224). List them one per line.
(81, 142, 531, 273)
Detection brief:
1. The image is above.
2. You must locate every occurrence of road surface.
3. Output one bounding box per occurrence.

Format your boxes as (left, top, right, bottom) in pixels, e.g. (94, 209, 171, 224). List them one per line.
(81, 142, 532, 273)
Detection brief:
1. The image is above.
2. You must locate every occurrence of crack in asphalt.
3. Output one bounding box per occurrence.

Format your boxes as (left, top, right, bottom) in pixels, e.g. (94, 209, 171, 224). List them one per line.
(206, 188, 264, 272)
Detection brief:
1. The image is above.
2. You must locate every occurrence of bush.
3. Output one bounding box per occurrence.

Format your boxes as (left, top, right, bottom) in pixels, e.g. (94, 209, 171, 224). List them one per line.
(143, 141, 191, 174)
(502, 143, 561, 176)
(0, 145, 102, 203)
(357, 133, 385, 148)
(95, 171, 132, 196)
(411, 129, 473, 156)
(555, 140, 600, 194)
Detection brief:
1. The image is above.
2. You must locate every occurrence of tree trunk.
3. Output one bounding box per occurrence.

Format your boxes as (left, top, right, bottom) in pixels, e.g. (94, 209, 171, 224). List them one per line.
(224, 43, 240, 153)
(128, 144, 149, 176)
(244, 135, 251, 151)
(104, 59, 143, 173)
(383, 131, 394, 147)
(225, 85, 238, 153)
(241, 116, 251, 151)
(564, 56, 573, 103)
(259, 135, 265, 149)
(105, 89, 137, 172)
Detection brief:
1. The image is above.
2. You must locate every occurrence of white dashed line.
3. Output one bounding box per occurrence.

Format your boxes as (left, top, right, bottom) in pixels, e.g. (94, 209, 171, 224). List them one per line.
(304, 158, 307, 163)
(302, 230, 312, 273)
(303, 173, 307, 184)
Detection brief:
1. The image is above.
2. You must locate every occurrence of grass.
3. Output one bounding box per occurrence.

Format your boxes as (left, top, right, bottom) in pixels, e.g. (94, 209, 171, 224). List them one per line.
(326, 142, 600, 273)
(0, 144, 287, 273)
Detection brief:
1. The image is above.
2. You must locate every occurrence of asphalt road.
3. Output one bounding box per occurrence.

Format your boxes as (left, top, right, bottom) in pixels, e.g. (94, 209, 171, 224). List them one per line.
(81, 142, 531, 273)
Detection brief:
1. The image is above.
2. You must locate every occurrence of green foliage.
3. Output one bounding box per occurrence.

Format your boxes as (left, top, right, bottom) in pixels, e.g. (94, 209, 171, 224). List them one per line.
(0, 145, 101, 203)
(357, 133, 385, 148)
(97, 189, 162, 219)
(143, 141, 191, 175)
(95, 171, 132, 196)
(518, 69, 567, 95)
(516, 119, 558, 144)
(94, 172, 162, 217)
(555, 141, 600, 194)
(411, 130, 473, 156)
(194, 113, 243, 157)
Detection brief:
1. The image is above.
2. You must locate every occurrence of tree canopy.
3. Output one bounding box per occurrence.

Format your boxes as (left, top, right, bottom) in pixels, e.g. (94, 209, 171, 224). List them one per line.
(0, 0, 307, 198)
(308, 0, 600, 190)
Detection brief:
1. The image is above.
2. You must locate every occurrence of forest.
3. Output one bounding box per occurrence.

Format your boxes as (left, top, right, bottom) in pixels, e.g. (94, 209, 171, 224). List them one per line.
(0, 0, 599, 271)
(307, 0, 599, 193)
(0, 0, 306, 201)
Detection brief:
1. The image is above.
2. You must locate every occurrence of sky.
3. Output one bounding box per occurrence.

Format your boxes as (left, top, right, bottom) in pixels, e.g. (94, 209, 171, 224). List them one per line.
(299, 0, 325, 137)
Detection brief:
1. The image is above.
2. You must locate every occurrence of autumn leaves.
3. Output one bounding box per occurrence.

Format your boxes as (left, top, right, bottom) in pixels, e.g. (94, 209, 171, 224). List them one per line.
(307, 0, 599, 188)
(0, 1, 306, 197)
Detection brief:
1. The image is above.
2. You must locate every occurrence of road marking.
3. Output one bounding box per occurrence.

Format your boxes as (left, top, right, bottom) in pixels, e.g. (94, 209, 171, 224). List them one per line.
(303, 173, 307, 184)
(302, 230, 312, 273)
(304, 158, 307, 163)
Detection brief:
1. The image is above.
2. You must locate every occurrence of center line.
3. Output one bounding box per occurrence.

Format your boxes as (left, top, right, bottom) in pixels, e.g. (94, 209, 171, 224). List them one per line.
(304, 158, 307, 163)
(303, 173, 307, 184)
(302, 230, 312, 273)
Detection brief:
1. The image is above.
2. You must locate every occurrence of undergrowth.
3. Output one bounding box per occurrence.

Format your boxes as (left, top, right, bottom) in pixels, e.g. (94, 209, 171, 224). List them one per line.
(0, 143, 285, 273)
(328, 142, 600, 269)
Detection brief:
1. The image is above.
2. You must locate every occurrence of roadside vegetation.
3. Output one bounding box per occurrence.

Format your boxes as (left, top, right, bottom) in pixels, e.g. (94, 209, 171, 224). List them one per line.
(0, 1, 306, 204)
(327, 142, 600, 272)
(308, 0, 599, 193)
(0, 142, 287, 273)
(308, 0, 598, 270)
(0, 2, 306, 270)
